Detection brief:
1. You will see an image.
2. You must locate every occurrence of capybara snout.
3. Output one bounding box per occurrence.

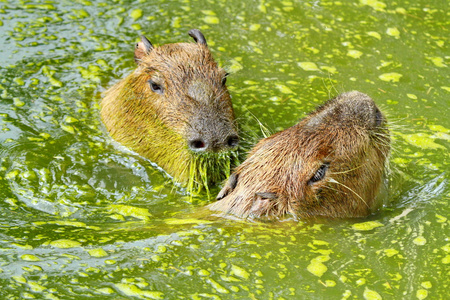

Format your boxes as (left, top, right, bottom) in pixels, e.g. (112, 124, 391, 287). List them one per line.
(210, 91, 390, 219)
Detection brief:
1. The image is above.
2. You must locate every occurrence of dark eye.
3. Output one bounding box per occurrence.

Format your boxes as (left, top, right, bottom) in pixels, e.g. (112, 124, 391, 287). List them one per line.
(148, 80, 164, 95)
(222, 73, 229, 85)
(374, 107, 383, 126)
(308, 163, 329, 185)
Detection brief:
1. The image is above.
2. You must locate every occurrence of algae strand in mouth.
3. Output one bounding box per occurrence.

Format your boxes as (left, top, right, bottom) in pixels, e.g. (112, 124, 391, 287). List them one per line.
(186, 150, 240, 197)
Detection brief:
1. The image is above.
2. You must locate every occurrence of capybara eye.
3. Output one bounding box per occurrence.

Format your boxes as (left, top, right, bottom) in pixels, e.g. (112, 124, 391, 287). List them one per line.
(374, 107, 383, 126)
(148, 80, 164, 95)
(308, 163, 329, 185)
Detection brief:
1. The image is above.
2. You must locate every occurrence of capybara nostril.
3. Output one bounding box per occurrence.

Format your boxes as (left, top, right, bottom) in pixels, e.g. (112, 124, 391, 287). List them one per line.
(226, 134, 239, 148)
(189, 139, 207, 151)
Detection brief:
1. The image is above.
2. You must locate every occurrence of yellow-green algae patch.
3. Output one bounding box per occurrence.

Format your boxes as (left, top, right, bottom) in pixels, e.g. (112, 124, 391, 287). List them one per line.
(87, 248, 108, 257)
(367, 31, 382, 40)
(276, 84, 295, 94)
(352, 221, 384, 231)
(33, 220, 101, 231)
(130, 9, 143, 20)
(198, 269, 210, 276)
(28, 281, 46, 292)
(386, 27, 400, 38)
(384, 249, 399, 257)
(228, 58, 243, 73)
(298, 62, 320, 71)
(207, 278, 229, 294)
(231, 264, 250, 280)
(416, 289, 428, 300)
(363, 287, 382, 300)
(164, 218, 212, 225)
(360, 0, 386, 11)
(427, 56, 446, 68)
(114, 283, 164, 299)
(98, 287, 115, 295)
(379, 72, 403, 82)
(347, 50, 363, 59)
(399, 132, 446, 150)
(50, 239, 82, 248)
(21, 254, 41, 261)
(61, 124, 75, 134)
(204, 16, 219, 24)
(107, 204, 151, 221)
(413, 236, 427, 246)
(307, 255, 330, 277)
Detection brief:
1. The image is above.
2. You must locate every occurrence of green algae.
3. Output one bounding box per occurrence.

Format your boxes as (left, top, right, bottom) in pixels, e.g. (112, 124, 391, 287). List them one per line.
(130, 9, 143, 20)
(386, 27, 400, 38)
(87, 248, 108, 257)
(363, 287, 382, 300)
(114, 283, 164, 299)
(231, 264, 250, 280)
(351, 221, 384, 231)
(347, 50, 363, 59)
(378, 72, 403, 82)
(298, 62, 320, 71)
(107, 204, 152, 221)
(49, 239, 82, 248)
(20, 254, 41, 262)
(307, 258, 328, 277)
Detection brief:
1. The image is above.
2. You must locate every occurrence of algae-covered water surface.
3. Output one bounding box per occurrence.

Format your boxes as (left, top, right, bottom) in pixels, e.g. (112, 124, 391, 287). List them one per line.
(0, 0, 448, 299)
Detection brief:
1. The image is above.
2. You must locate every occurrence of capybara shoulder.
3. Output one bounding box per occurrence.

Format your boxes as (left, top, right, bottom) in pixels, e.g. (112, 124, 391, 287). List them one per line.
(101, 29, 239, 190)
(210, 91, 390, 219)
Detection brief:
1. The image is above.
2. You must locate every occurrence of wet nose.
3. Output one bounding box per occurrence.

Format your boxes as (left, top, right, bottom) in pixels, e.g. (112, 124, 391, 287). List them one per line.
(188, 134, 239, 152)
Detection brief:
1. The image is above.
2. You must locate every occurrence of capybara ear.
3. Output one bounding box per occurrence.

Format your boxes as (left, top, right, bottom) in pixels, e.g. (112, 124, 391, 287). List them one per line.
(255, 192, 278, 200)
(216, 173, 238, 200)
(134, 35, 153, 63)
(188, 29, 207, 46)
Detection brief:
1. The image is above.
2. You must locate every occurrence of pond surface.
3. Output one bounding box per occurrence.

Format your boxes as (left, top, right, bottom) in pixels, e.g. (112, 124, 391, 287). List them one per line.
(0, 0, 448, 299)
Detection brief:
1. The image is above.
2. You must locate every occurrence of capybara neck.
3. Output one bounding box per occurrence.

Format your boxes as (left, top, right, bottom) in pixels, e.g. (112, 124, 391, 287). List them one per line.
(210, 91, 390, 219)
(101, 30, 239, 191)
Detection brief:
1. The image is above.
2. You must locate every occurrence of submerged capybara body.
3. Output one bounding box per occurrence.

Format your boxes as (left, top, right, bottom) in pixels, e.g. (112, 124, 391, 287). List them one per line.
(101, 30, 239, 190)
(210, 91, 390, 219)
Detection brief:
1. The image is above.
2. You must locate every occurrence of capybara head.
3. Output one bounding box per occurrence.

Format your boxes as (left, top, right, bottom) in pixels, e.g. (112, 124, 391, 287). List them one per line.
(209, 91, 390, 219)
(101, 29, 239, 191)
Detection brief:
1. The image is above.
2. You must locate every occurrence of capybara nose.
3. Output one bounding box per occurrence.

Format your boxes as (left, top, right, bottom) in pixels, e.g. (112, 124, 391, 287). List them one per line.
(189, 134, 239, 152)
(189, 138, 208, 151)
(226, 134, 239, 148)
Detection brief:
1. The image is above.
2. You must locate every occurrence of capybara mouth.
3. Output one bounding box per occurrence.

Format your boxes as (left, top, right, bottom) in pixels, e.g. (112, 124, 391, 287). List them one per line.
(209, 91, 390, 219)
(101, 29, 238, 191)
(185, 150, 240, 195)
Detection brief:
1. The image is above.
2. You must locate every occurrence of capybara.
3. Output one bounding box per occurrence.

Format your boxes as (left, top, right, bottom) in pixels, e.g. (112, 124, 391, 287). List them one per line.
(101, 29, 239, 191)
(209, 91, 390, 219)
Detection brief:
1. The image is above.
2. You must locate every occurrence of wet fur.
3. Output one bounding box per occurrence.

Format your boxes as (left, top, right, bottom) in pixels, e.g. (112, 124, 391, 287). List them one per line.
(101, 31, 237, 188)
(210, 91, 390, 219)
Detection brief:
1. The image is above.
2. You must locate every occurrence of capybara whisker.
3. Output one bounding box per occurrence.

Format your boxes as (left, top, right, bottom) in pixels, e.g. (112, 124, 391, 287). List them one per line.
(209, 91, 390, 219)
(327, 178, 369, 208)
(329, 165, 363, 175)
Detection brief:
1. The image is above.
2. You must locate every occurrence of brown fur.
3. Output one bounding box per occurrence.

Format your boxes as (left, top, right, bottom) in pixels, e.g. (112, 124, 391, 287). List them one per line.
(210, 91, 390, 219)
(101, 30, 238, 186)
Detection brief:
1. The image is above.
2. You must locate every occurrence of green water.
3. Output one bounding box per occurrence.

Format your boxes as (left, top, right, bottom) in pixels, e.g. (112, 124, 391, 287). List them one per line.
(0, 0, 448, 299)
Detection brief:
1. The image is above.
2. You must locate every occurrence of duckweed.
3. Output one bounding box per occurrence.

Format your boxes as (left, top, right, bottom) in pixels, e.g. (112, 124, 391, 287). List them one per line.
(50, 239, 82, 248)
(351, 221, 384, 231)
